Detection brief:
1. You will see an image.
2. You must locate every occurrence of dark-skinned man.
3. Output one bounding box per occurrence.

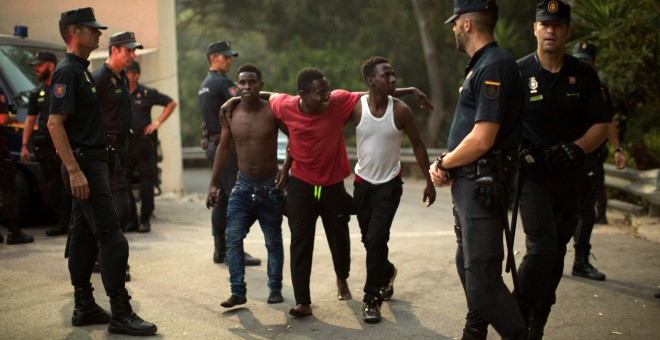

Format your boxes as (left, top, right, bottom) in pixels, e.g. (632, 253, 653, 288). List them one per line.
(207, 63, 289, 309)
(353, 56, 436, 323)
(430, 1, 526, 338)
(199, 41, 261, 267)
(48, 7, 156, 335)
(260, 67, 432, 317)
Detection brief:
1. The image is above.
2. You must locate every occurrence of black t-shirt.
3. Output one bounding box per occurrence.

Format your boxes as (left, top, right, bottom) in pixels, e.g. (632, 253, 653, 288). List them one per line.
(130, 84, 173, 131)
(198, 70, 237, 135)
(27, 82, 51, 137)
(517, 53, 610, 148)
(50, 53, 107, 149)
(447, 42, 523, 153)
(92, 63, 132, 135)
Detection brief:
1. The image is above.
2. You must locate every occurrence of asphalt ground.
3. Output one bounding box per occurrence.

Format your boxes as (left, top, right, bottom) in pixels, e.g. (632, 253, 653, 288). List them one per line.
(1, 169, 659, 339)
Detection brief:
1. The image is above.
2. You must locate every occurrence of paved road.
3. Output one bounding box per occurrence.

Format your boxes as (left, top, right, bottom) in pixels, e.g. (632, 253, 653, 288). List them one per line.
(1, 169, 659, 339)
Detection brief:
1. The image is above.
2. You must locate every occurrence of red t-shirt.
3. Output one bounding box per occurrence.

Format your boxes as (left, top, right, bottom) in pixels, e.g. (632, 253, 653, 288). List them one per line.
(271, 90, 360, 186)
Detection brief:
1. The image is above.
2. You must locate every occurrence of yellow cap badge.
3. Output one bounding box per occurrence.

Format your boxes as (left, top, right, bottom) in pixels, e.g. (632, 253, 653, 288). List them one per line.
(548, 1, 558, 13)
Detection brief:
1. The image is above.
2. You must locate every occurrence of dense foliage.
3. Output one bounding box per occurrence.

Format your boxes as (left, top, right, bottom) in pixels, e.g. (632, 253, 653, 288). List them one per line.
(175, 0, 658, 166)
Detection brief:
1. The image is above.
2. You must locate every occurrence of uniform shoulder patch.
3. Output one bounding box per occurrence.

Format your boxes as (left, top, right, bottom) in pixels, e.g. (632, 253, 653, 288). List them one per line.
(483, 80, 500, 99)
(54, 84, 67, 98)
(228, 86, 238, 97)
(0, 94, 5, 103)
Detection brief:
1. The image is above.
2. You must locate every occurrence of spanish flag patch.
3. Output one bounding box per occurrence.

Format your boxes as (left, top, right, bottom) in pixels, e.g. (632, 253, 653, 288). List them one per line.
(484, 80, 500, 99)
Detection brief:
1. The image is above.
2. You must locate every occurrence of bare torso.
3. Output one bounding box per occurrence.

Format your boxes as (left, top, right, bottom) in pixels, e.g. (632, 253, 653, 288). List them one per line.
(227, 99, 279, 178)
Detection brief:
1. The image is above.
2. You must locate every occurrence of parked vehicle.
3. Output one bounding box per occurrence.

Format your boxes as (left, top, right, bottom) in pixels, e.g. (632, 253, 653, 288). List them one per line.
(0, 32, 65, 224)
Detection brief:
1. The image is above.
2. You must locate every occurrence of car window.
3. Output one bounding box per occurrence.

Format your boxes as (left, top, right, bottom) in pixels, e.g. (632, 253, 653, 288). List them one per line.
(0, 45, 39, 107)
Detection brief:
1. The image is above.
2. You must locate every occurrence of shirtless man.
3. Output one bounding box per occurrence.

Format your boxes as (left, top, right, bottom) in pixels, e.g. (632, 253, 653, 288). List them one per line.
(206, 63, 289, 308)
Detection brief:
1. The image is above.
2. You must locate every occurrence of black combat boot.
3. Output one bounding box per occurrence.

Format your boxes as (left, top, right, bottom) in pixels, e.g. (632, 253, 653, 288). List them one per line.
(72, 285, 111, 326)
(0, 233, 4, 243)
(572, 252, 606, 281)
(6, 230, 34, 245)
(526, 306, 550, 340)
(108, 292, 157, 336)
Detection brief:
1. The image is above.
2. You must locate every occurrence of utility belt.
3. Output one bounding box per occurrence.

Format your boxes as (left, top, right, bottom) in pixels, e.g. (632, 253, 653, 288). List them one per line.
(447, 150, 515, 180)
(73, 147, 108, 162)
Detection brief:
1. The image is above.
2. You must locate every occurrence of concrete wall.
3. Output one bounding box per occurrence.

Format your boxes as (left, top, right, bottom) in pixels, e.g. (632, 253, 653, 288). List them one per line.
(1, 0, 184, 195)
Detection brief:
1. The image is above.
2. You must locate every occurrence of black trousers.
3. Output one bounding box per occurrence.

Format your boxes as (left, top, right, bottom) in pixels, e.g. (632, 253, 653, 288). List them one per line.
(353, 177, 401, 302)
(0, 134, 19, 232)
(108, 139, 130, 230)
(285, 176, 352, 305)
(63, 160, 129, 297)
(34, 135, 71, 228)
(574, 154, 603, 254)
(452, 177, 525, 338)
(125, 133, 156, 224)
(516, 167, 587, 313)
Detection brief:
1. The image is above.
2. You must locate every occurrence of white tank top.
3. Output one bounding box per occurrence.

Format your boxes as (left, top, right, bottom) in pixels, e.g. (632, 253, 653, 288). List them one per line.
(354, 95, 403, 184)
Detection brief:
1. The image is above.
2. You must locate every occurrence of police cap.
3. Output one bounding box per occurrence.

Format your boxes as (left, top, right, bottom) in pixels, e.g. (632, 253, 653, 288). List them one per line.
(536, 0, 570, 23)
(207, 41, 239, 57)
(124, 60, 141, 73)
(109, 32, 143, 50)
(30, 51, 57, 66)
(445, 0, 499, 24)
(573, 41, 597, 62)
(59, 7, 108, 30)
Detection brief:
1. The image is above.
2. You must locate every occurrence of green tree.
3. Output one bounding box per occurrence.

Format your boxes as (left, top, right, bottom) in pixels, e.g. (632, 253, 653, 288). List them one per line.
(570, 0, 660, 163)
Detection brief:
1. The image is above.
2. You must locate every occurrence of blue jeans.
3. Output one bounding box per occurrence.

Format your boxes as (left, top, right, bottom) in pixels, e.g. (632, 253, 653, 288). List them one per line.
(226, 172, 284, 298)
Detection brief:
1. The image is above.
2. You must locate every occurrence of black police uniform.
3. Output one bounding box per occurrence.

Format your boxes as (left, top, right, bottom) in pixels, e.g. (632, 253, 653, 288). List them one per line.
(446, 42, 525, 338)
(125, 83, 172, 227)
(27, 82, 72, 231)
(198, 69, 239, 261)
(572, 79, 613, 280)
(50, 53, 129, 297)
(515, 53, 609, 323)
(0, 88, 32, 244)
(92, 64, 132, 230)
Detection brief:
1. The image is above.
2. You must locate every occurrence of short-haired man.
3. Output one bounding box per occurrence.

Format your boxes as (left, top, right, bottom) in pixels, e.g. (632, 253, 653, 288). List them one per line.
(124, 60, 177, 233)
(353, 56, 436, 323)
(48, 7, 156, 335)
(207, 63, 288, 308)
(570, 41, 626, 282)
(199, 40, 261, 267)
(1, 89, 34, 245)
(21, 51, 72, 237)
(93, 31, 142, 233)
(514, 2, 609, 338)
(430, 0, 526, 338)
(266, 67, 432, 317)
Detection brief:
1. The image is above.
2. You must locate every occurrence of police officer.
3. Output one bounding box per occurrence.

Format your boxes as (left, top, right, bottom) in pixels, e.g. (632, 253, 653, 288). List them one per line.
(48, 7, 156, 335)
(199, 40, 260, 266)
(1, 88, 34, 244)
(21, 51, 72, 237)
(429, 1, 525, 338)
(124, 60, 177, 233)
(514, 2, 610, 338)
(571, 41, 626, 281)
(93, 31, 142, 233)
